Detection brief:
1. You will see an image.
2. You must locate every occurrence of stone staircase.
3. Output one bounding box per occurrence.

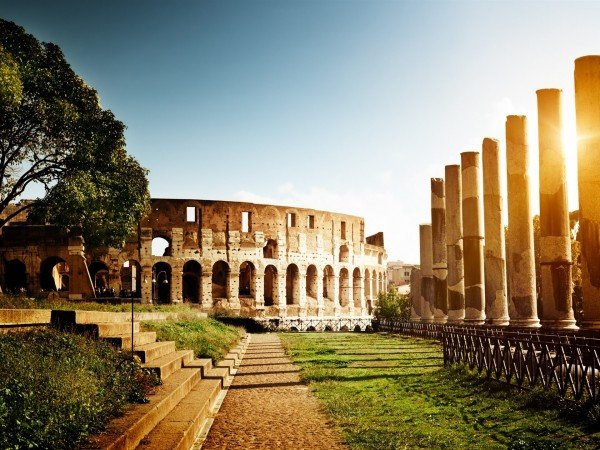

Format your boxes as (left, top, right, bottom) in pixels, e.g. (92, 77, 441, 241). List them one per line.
(50, 310, 247, 450)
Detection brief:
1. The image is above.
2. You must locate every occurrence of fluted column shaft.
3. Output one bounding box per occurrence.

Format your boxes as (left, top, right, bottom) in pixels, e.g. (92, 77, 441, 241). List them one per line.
(419, 224, 435, 322)
(537, 89, 577, 329)
(461, 152, 486, 324)
(445, 165, 465, 323)
(575, 56, 600, 328)
(431, 178, 448, 323)
(482, 138, 509, 325)
(506, 115, 540, 327)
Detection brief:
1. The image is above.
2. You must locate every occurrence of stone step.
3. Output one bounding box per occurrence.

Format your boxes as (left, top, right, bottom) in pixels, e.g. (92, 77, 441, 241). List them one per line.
(134, 341, 177, 363)
(51, 309, 131, 328)
(184, 358, 213, 377)
(97, 322, 141, 337)
(103, 332, 158, 350)
(215, 359, 235, 375)
(136, 378, 222, 450)
(204, 367, 230, 388)
(85, 367, 201, 450)
(144, 350, 195, 381)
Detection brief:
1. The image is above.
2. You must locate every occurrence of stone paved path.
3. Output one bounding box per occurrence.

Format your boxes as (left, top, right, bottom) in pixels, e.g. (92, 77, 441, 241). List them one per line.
(202, 334, 348, 450)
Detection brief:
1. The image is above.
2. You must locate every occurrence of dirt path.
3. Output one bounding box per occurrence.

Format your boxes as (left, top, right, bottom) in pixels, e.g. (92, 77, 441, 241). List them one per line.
(201, 334, 348, 450)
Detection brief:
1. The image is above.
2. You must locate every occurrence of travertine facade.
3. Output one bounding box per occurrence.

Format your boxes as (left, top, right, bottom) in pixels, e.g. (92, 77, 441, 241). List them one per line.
(0, 199, 387, 318)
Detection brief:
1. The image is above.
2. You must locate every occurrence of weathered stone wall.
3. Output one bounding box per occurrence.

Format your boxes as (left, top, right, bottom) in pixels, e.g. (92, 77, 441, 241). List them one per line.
(0, 199, 387, 319)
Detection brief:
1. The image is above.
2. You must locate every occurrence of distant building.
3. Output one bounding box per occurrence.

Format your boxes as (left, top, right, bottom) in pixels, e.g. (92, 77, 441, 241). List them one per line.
(387, 260, 418, 289)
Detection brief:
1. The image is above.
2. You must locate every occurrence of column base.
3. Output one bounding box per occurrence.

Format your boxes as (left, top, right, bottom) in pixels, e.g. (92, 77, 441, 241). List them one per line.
(463, 318, 486, 325)
(410, 317, 422, 323)
(509, 318, 541, 328)
(446, 310, 465, 323)
(540, 319, 578, 330)
(486, 317, 510, 326)
(420, 317, 435, 323)
(577, 319, 600, 329)
(433, 317, 448, 324)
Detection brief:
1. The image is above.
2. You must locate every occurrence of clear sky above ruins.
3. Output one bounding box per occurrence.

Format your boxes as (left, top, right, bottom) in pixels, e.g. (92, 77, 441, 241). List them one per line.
(1, 0, 599, 262)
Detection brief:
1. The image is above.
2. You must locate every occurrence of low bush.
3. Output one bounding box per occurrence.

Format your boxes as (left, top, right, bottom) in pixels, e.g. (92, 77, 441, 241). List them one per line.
(0, 329, 157, 449)
(374, 288, 411, 321)
(142, 316, 242, 363)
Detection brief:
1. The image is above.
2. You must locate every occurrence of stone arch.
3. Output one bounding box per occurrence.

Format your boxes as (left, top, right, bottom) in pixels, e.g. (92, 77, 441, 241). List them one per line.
(120, 260, 141, 297)
(152, 261, 171, 304)
(182, 260, 201, 303)
(353, 267, 362, 308)
(306, 264, 318, 299)
(239, 261, 256, 298)
(322, 265, 334, 300)
(339, 244, 349, 263)
(5, 259, 27, 294)
(339, 268, 350, 307)
(152, 236, 171, 257)
(89, 261, 109, 291)
(263, 239, 278, 259)
(286, 264, 299, 305)
(264, 265, 278, 306)
(364, 268, 371, 298)
(40, 257, 69, 292)
(212, 260, 230, 301)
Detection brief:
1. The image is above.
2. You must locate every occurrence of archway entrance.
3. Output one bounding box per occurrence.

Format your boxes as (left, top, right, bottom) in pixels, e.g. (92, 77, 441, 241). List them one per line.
(183, 260, 201, 303)
(264, 265, 277, 306)
(5, 259, 27, 294)
(40, 257, 69, 292)
(152, 262, 171, 304)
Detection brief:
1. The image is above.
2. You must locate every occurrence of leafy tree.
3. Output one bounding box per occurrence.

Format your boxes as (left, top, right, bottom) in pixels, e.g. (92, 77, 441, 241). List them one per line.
(0, 19, 149, 248)
(374, 287, 411, 321)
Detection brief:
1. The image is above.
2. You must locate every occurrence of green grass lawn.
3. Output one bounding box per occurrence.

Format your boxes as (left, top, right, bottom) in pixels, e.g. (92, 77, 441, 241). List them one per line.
(280, 332, 600, 450)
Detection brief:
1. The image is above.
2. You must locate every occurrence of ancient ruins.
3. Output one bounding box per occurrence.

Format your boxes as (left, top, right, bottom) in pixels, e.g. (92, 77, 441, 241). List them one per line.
(0, 199, 387, 320)
(410, 55, 600, 330)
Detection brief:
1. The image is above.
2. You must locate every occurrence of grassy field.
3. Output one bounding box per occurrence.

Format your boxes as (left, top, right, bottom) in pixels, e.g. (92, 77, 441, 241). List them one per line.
(142, 317, 243, 362)
(281, 332, 600, 450)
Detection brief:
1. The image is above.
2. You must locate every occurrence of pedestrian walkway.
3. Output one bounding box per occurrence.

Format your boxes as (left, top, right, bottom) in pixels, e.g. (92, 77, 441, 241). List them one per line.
(201, 334, 348, 450)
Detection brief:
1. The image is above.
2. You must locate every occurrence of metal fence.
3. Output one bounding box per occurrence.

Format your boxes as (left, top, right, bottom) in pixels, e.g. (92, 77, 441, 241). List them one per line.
(377, 319, 600, 400)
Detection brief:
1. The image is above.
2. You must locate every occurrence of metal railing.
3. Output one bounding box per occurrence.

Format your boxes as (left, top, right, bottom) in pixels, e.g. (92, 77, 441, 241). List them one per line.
(377, 319, 600, 400)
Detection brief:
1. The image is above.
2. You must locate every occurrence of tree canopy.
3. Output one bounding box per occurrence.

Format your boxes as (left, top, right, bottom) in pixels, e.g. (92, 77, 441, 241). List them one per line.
(0, 19, 149, 248)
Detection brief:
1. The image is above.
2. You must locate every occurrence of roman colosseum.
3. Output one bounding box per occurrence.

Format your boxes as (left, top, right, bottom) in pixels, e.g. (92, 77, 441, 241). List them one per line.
(0, 199, 388, 321)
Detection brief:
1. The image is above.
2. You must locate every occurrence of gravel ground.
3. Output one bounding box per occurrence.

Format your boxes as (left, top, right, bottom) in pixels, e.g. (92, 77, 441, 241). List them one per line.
(202, 333, 348, 450)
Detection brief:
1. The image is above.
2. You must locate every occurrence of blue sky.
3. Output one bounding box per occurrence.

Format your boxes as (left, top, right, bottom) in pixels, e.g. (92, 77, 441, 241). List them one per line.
(2, 1, 599, 262)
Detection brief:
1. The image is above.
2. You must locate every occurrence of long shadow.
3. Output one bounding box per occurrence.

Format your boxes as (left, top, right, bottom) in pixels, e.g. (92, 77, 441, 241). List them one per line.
(235, 370, 300, 376)
(242, 356, 290, 360)
(334, 351, 439, 355)
(346, 363, 442, 369)
(307, 372, 435, 382)
(241, 362, 295, 367)
(230, 381, 306, 390)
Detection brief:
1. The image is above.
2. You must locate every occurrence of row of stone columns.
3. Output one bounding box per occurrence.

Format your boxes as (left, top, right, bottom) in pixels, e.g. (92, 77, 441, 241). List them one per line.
(410, 55, 600, 329)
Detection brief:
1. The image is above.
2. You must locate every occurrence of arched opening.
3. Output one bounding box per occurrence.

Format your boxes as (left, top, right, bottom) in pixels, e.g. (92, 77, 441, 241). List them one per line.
(89, 261, 110, 295)
(40, 257, 69, 292)
(182, 260, 201, 303)
(353, 267, 362, 308)
(152, 236, 171, 257)
(264, 265, 277, 306)
(212, 261, 230, 300)
(239, 261, 256, 298)
(339, 245, 349, 263)
(263, 239, 278, 259)
(322, 265, 334, 300)
(5, 259, 27, 294)
(286, 264, 299, 305)
(152, 262, 171, 304)
(339, 268, 350, 307)
(306, 265, 318, 300)
(364, 269, 371, 299)
(120, 260, 141, 298)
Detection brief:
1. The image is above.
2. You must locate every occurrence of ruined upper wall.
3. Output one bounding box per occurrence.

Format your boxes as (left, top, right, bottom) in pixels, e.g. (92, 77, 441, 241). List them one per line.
(142, 198, 384, 249)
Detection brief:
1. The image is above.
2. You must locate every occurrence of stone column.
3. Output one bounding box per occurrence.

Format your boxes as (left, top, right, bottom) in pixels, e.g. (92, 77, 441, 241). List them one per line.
(333, 274, 340, 316)
(431, 178, 448, 323)
(410, 267, 422, 322)
(482, 138, 510, 325)
(575, 56, 600, 328)
(141, 265, 153, 304)
(506, 115, 540, 327)
(316, 269, 325, 317)
(419, 224, 435, 322)
(537, 89, 577, 329)
(298, 268, 307, 316)
(445, 165, 465, 323)
(255, 272, 265, 311)
(461, 152, 486, 324)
